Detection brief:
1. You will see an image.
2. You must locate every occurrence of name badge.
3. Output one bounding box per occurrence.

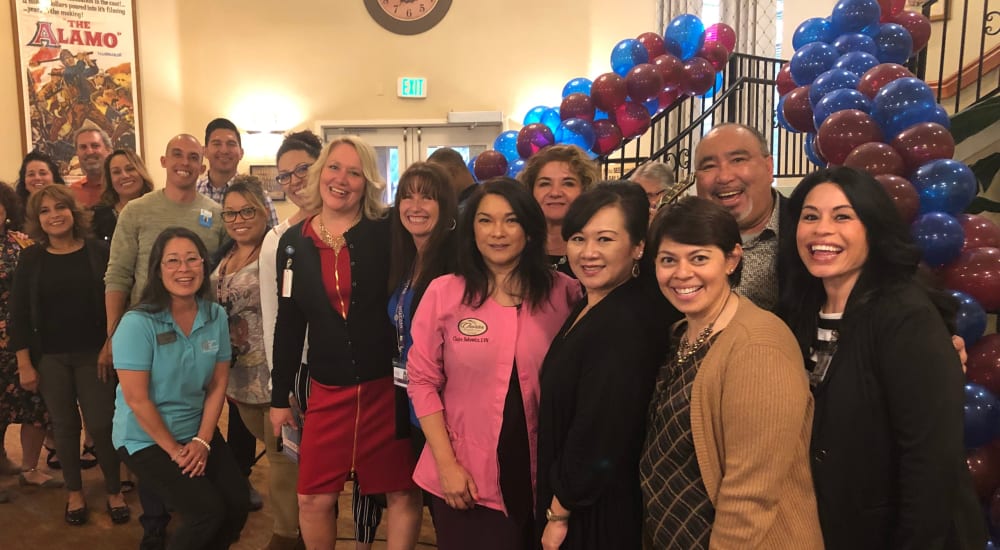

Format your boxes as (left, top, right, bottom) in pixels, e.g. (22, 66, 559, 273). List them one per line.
(156, 331, 177, 345)
(202, 339, 220, 353)
(282, 269, 293, 298)
(198, 208, 213, 228)
(392, 358, 408, 388)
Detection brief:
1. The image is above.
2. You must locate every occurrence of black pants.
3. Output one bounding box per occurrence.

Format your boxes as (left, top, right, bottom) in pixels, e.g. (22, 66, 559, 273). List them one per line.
(119, 430, 250, 550)
(225, 400, 257, 476)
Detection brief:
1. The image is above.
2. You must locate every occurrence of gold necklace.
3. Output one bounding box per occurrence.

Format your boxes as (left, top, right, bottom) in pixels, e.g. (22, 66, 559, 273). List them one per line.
(317, 211, 362, 254)
(676, 290, 734, 363)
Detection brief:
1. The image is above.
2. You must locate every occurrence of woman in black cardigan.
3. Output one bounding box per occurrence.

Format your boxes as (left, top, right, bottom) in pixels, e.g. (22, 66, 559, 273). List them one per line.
(10, 184, 126, 526)
(779, 166, 984, 549)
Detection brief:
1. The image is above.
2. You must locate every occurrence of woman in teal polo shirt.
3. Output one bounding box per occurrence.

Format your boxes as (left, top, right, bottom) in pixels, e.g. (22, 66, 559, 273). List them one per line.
(112, 227, 249, 550)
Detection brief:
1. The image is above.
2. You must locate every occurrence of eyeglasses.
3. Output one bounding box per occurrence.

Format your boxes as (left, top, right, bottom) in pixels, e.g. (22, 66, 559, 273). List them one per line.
(275, 163, 311, 186)
(161, 256, 204, 271)
(221, 207, 257, 223)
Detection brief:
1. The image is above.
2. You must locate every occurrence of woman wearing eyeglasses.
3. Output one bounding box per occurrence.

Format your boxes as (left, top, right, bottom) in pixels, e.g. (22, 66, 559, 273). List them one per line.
(113, 227, 249, 549)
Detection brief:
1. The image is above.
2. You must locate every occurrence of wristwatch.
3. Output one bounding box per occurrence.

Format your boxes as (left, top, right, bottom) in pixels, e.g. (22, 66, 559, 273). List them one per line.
(546, 508, 570, 522)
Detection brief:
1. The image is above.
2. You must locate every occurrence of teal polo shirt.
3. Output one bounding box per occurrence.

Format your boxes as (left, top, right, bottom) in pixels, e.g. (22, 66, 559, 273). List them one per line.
(112, 299, 232, 455)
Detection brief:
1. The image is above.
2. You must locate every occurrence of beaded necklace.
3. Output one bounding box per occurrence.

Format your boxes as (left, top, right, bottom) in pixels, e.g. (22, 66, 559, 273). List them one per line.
(675, 290, 734, 364)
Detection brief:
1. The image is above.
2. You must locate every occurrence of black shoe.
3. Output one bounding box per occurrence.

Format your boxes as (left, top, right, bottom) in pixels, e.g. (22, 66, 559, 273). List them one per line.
(45, 446, 60, 470)
(80, 445, 98, 470)
(139, 528, 167, 550)
(107, 500, 131, 524)
(64, 503, 88, 526)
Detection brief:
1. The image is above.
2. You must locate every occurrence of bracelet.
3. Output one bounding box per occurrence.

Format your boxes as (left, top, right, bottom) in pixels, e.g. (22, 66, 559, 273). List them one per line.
(191, 436, 212, 453)
(545, 508, 570, 522)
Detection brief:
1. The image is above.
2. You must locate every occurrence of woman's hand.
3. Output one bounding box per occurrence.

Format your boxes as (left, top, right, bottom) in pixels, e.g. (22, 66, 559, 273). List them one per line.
(437, 460, 479, 510)
(541, 520, 569, 550)
(97, 340, 115, 382)
(952, 335, 968, 373)
(269, 407, 298, 438)
(18, 364, 38, 392)
(173, 441, 210, 478)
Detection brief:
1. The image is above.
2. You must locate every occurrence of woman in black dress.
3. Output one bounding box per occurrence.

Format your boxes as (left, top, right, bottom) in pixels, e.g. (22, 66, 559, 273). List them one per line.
(536, 182, 669, 549)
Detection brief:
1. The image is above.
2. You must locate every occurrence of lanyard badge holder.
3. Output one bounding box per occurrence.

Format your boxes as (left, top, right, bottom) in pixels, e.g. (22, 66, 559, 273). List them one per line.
(392, 278, 412, 388)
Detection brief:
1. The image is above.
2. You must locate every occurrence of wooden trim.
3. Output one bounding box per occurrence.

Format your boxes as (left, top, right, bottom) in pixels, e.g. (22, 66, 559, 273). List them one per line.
(926, 44, 1000, 99)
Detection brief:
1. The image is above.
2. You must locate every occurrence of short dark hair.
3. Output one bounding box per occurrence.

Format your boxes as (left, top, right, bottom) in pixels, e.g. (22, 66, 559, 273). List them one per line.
(649, 196, 743, 286)
(388, 162, 458, 293)
(205, 117, 241, 147)
(276, 130, 322, 164)
(25, 184, 92, 245)
(134, 227, 213, 314)
(427, 147, 466, 171)
(0, 181, 25, 232)
(456, 177, 554, 310)
(562, 181, 649, 246)
(16, 151, 66, 203)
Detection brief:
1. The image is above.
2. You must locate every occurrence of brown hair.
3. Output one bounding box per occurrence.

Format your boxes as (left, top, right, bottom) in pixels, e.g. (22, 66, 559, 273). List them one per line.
(25, 184, 92, 245)
(517, 144, 599, 193)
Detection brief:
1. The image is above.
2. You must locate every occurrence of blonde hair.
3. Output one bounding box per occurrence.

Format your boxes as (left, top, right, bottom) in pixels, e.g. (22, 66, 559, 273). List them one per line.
(303, 136, 387, 220)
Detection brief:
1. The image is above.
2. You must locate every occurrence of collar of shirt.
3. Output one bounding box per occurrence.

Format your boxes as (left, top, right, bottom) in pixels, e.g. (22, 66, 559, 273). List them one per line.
(741, 191, 781, 248)
(195, 174, 235, 201)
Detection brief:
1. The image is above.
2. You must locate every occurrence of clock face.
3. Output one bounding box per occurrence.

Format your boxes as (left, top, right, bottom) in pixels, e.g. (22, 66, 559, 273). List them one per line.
(364, 0, 452, 35)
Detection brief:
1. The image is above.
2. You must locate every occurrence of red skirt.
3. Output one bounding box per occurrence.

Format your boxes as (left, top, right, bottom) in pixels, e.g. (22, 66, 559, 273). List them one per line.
(297, 376, 418, 495)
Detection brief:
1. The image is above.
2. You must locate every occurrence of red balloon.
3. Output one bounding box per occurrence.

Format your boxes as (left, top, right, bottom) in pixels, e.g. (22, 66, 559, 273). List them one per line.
(878, 0, 906, 21)
(843, 141, 906, 176)
(889, 11, 931, 52)
(625, 63, 664, 104)
(473, 150, 508, 181)
(968, 334, 1000, 397)
(651, 54, 685, 90)
(698, 41, 730, 72)
(817, 109, 883, 165)
(560, 93, 596, 122)
(890, 122, 955, 174)
(959, 214, 1000, 251)
(777, 64, 796, 97)
(968, 443, 1000, 502)
(591, 119, 623, 156)
(941, 247, 1000, 312)
(615, 101, 652, 139)
(637, 32, 666, 60)
(590, 72, 628, 113)
(875, 174, 920, 223)
(680, 57, 716, 96)
(704, 23, 737, 54)
(857, 63, 914, 99)
(783, 85, 815, 133)
(516, 123, 555, 159)
(657, 87, 683, 111)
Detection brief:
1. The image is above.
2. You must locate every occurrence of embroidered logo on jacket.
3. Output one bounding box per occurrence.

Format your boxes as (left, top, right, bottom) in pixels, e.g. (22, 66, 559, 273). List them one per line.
(457, 318, 488, 336)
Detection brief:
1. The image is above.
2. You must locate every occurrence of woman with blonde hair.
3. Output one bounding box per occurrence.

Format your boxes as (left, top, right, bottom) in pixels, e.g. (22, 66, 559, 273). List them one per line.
(92, 149, 154, 242)
(270, 136, 423, 549)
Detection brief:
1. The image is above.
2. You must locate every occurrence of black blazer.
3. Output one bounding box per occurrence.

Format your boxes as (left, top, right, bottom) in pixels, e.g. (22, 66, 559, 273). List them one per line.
(271, 216, 394, 408)
(808, 283, 985, 549)
(9, 238, 109, 363)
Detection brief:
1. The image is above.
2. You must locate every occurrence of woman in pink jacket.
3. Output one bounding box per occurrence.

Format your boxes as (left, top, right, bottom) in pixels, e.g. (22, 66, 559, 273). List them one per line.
(407, 177, 581, 550)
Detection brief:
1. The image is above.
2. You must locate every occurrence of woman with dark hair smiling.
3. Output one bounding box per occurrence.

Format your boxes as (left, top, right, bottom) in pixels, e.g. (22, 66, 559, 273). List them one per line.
(407, 177, 581, 550)
(536, 182, 669, 550)
(779, 166, 984, 548)
(112, 227, 248, 549)
(15, 151, 66, 205)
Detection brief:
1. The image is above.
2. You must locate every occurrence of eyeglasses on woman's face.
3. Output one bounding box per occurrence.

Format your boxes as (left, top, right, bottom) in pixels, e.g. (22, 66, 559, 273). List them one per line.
(275, 163, 310, 186)
(161, 256, 204, 271)
(221, 206, 257, 223)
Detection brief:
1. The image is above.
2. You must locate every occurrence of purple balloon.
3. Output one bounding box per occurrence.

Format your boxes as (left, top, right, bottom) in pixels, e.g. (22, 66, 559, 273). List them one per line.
(516, 123, 555, 159)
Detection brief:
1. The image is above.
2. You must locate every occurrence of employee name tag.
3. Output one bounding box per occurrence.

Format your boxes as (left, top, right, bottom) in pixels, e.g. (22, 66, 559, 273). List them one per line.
(282, 269, 293, 297)
(198, 208, 213, 228)
(156, 331, 177, 345)
(392, 358, 408, 388)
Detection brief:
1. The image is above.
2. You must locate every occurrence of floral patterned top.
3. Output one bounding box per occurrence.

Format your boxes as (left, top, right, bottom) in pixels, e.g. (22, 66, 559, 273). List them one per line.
(212, 259, 270, 405)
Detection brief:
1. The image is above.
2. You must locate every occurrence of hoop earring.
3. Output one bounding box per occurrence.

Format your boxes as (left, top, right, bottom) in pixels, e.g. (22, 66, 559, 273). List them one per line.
(631, 262, 640, 278)
(448, 218, 457, 231)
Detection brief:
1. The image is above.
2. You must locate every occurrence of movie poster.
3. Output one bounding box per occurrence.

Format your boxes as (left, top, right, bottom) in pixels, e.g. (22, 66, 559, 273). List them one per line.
(10, 0, 141, 180)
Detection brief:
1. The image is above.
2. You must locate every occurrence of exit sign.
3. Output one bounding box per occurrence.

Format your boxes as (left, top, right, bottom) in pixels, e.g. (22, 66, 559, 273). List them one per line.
(398, 77, 427, 98)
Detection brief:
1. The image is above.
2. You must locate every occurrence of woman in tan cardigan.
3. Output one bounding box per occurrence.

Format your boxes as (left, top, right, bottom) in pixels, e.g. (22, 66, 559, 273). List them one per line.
(640, 197, 823, 549)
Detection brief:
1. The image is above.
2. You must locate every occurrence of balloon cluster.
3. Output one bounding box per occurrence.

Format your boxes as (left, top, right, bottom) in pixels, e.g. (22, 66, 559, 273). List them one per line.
(469, 14, 734, 182)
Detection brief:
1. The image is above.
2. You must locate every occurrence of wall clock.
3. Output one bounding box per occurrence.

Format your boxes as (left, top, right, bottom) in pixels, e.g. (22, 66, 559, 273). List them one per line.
(364, 0, 453, 35)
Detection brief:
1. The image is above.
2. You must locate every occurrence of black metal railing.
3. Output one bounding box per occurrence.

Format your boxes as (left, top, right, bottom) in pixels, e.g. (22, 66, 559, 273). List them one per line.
(599, 52, 812, 182)
(909, 0, 1000, 111)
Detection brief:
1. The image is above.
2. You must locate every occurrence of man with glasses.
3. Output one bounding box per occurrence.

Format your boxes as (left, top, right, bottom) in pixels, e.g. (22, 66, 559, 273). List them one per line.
(103, 133, 227, 550)
(196, 117, 279, 226)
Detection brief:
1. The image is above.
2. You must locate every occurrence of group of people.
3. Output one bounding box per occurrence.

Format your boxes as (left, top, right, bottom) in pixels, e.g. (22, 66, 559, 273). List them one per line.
(0, 118, 988, 550)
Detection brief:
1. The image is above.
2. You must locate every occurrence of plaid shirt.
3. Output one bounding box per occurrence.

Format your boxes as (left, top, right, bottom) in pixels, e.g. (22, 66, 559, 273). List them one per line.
(196, 173, 280, 227)
(734, 193, 781, 311)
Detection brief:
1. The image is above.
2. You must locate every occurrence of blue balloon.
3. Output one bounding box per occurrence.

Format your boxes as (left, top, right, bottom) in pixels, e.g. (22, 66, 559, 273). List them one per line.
(930, 105, 951, 129)
(540, 108, 562, 134)
(467, 155, 478, 183)
(554, 118, 597, 151)
(493, 131, 520, 163)
(790, 42, 839, 86)
(911, 212, 965, 267)
(793, 18, 835, 50)
(701, 72, 725, 98)
(643, 97, 660, 116)
(831, 0, 882, 35)
(832, 51, 880, 76)
(832, 32, 877, 55)
(875, 23, 914, 64)
(912, 159, 978, 216)
(809, 68, 861, 106)
(813, 88, 871, 129)
(562, 77, 593, 98)
(523, 105, 548, 126)
(872, 77, 937, 138)
(611, 39, 649, 77)
(777, 96, 796, 133)
(805, 133, 826, 166)
(507, 158, 526, 179)
(950, 290, 988, 348)
(964, 383, 1000, 449)
(594, 109, 609, 121)
(664, 14, 706, 61)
